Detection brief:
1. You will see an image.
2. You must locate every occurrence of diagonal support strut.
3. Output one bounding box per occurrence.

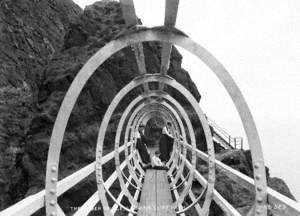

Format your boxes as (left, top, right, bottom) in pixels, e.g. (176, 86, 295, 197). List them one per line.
(159, 0, 180, 91)
(120, 0, 149, 91)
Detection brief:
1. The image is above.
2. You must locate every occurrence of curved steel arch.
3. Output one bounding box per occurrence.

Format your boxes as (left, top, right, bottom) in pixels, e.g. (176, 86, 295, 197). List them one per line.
(96, 76, 216, 215)
(130, 104, 184, 174)
(113, 91, 213, 214)
(115, 92, 182, 193)
(112, 92, 189, 213)
(45, 28, 266, 216)
(131, 103, 188, 187)
(123, 96, 186, 181)
(113, 97, 179, 209)
(123, 96, 188, 175)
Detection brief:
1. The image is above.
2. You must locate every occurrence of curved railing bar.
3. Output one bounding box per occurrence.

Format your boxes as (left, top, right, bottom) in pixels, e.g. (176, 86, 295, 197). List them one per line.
(127, 99, 180, 143)
(114, 148, 139, 208)
(44, 28, 264, 215)
(126, 99, 188, 186)
(120, 169, 141, 191)
(134, 106, 181, 158)
(128, 99, 185, 167)
(132, 90, 199, 210)
(115, 99, 147, 188)
(100, 151, 137, 215)
(176, 185, 208, 214)
(96, 76, 197, 214)
(124, 100, 184, 184)
(111, 163, 142, 215)
(179, 174, 203, 215)
(115, 95, 188, 210)
(128, 98, 210, 215)
(127, 101, 184, 179)
(120, 93, 181, 188)
(110, 83, 198, 211)
(135, 109, 183, 174)
(123, 96, 186, 176)
(171, 171, 190, 191)
(114, 100, 177, 206)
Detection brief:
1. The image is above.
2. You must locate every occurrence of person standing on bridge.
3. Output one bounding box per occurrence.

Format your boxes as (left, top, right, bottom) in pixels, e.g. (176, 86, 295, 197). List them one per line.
(136, 125, 151, 168)
(159, 122, 174, 163)
(136, 125, 168, 170)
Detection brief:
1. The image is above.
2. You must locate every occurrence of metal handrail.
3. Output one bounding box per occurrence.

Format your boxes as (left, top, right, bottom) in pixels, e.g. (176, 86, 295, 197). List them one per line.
(1, 139, 299, 216)
(0, 144, 129, 216)
(207, 117, 244, 150)
(181, 141, 300, 216)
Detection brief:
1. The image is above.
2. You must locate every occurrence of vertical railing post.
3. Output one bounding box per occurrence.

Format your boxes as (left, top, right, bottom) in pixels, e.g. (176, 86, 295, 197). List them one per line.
(234, 137, 237, 149)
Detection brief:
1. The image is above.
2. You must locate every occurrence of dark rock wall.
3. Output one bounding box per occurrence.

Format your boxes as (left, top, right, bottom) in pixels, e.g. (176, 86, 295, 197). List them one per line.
(213, 150, 296, 214)
(0, 0, 81, 88)
(0, 0, 82, 209)
(0, 0, 200, 211)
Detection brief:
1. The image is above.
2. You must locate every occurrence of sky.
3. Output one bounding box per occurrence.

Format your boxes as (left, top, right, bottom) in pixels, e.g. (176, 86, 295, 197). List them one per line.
(74, 0, 300, 200)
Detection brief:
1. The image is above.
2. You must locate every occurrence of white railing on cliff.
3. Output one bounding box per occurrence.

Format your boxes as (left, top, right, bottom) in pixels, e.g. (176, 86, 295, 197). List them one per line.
(1, 141, 299, 216)
(207, 117, 244, 150)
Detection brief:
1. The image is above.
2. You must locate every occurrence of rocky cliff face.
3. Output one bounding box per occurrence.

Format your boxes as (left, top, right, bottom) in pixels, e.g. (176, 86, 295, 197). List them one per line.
(0, 0, 200, 211)
(0, 0, 81, 208)
(0, 0, 81, 88)
(0, 0, 295, 215)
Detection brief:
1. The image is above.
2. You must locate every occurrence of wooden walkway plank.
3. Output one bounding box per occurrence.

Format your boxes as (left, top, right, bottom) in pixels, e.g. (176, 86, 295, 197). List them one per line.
(138, 170, 156, 215)
(138, 170, 175, 216)
(156, 171, 175, 216)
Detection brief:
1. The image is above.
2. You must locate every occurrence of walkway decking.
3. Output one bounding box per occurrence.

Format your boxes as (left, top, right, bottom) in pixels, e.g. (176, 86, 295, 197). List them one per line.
(138, 169, 175, 216)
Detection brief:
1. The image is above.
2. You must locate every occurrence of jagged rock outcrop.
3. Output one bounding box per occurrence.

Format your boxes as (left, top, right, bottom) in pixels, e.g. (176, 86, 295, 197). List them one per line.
(0, 0, 81, 88)
(0, 0, 82, 209)
(212, 150, 296, 215)
(0, 0, 200, 212)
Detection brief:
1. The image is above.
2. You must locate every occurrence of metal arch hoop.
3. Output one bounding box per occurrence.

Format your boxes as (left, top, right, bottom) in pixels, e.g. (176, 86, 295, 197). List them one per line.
(133, 104, 183, 167)
(131, 103, 188, 187)
(120, 93, 182, 189)
(123, 95, 188, 183)
(96, 76, 211, 214)
(131, 93, 213, 214)
(113, 95, 179, 208)
(134, 108, 183, 176)
(45, 28, 266, 216)
(123, 95, 186, 185)
(124, 97, 184, 169)
(171, 171, 190, 191)
(103, 78, 214, 214)
(113, 91, 189, 210)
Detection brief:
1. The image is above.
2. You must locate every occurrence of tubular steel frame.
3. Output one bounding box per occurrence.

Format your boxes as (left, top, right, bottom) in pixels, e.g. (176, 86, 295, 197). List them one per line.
(44, 22, 267, 216)
(95, 76, 216, 215)
(123, 94, 209, 214)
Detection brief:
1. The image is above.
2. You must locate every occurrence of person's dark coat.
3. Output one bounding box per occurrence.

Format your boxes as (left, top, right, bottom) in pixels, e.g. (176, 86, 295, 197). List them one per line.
(159, 134, 174, 162)
(136, 134, 151, 164)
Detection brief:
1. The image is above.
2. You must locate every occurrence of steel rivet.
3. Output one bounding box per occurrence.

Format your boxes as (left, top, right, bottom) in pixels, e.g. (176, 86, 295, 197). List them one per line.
(50, 212, 56, 216)
(255, 175, 261, 180)
(50, 200, 56, 206)
(257, 186, 263, 192)
(50, 189, 56, 194)
(51, 178, 57, 183)
(254, 163, 260, 169)
(51, 166, 57, 173)
(257, 197, 263, 203)
(256, 209, 262, 214)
